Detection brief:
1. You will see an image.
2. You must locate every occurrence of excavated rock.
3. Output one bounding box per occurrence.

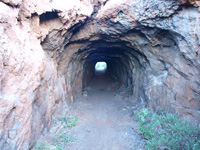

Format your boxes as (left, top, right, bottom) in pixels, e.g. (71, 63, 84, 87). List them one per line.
(177, 0, 200, 7)
(0, 0, 200, 149)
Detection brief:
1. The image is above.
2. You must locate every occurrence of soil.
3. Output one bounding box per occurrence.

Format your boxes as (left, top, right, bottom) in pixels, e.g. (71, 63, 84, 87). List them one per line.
(35, 74, 145, 150)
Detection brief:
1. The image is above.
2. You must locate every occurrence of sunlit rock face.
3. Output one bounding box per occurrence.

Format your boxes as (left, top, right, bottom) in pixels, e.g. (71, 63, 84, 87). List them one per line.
(0, 0, 199, 149)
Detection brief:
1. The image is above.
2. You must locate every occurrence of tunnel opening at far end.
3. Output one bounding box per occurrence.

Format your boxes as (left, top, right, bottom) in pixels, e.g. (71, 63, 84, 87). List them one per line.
(95, 61, 107, 75)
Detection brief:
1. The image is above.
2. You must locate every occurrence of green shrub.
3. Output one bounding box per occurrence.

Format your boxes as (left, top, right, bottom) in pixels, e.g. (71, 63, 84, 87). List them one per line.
(54, 132, 75, 143)
(62, 116, 79, 128)
(134, 109, 200, 150)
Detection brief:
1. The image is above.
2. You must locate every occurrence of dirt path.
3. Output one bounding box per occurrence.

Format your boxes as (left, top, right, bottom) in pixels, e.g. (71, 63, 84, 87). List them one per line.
(34, 75, 145, 150)
(66, 75, 144, 150)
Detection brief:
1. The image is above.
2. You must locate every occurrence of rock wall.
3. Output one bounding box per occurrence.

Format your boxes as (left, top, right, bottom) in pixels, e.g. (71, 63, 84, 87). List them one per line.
(0, 0, 199, 149)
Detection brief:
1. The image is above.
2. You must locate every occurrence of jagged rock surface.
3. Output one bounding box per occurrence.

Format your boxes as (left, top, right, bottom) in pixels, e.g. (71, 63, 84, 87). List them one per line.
(0, 0, 200, 149)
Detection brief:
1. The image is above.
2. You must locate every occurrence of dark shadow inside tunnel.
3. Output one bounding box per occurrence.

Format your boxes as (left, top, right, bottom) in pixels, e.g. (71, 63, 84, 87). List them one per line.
(87, 61, 118, 91)
(77, 43, 147, 100)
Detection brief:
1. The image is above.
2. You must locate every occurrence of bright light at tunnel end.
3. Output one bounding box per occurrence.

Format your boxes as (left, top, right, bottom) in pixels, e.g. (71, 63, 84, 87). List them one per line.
(95, 62, 107, 72)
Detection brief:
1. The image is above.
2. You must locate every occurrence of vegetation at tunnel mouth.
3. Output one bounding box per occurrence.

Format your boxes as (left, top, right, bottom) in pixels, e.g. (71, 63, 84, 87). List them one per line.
(134, 108, 200, 150)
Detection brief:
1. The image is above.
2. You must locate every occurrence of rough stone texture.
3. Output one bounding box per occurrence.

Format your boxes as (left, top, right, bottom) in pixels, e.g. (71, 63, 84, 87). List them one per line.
(0, 0, 92, 149)
(177, 0, 200, 7)
(0, 0, 200, 149)
(0, 0, 22, 7)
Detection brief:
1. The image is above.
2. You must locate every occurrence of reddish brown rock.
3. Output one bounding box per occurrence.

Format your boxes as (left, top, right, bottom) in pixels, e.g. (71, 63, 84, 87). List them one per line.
(0, 0, 200, 149)
(176, 0, 200, 6)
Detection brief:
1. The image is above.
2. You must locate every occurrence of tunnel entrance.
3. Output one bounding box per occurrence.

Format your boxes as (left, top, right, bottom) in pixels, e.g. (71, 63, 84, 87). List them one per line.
(41, 15, 190, 122)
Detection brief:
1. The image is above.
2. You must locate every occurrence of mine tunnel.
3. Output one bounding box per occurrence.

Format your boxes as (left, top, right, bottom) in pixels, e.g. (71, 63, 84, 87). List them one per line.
(39, 11, 174, 105)
(40, 9, 199, 117)
(44, 22, 184, 108)
(60, 38, 149, 104)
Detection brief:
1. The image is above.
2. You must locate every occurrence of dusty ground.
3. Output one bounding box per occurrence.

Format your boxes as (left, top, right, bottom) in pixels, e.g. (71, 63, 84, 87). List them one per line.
(34, 74, 145, 150)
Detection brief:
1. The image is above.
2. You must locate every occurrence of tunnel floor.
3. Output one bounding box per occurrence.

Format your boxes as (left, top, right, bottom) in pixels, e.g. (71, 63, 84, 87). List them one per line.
(35, 76, 145, 149)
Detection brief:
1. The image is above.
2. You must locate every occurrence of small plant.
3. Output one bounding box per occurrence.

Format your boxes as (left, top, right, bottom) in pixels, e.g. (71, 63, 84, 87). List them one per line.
(52, 131, 75, 146)
(62, 116, 79, 128)
(134, 108, 200, 150)
(55, 145, 64, 150)
(56, 132, 75, 143)
(35, 116, 78, 150)
(34, 142, 63, 150)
